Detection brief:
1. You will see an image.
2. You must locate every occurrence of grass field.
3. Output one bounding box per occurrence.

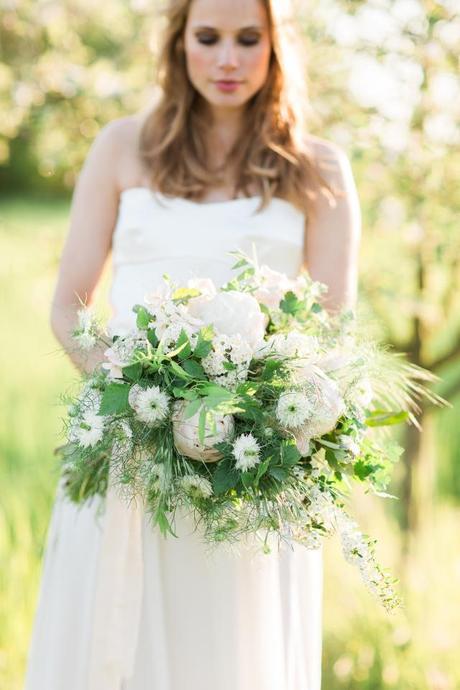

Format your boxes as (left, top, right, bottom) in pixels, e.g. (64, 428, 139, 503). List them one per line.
(1, 196, 459, 690)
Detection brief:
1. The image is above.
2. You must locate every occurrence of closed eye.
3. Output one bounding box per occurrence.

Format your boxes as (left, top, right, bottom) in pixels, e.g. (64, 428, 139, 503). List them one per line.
(196, 35, 261, 47)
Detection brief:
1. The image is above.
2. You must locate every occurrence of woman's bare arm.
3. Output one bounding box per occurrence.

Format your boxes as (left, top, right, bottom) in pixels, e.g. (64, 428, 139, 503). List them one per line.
(50, 119, 129, 375)
(303, 139, 362, 313)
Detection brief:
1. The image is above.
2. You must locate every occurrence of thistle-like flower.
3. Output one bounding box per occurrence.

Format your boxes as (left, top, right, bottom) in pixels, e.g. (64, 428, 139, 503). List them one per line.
(232, 433, 261, 471)
(129, 385, 170, 425)
(180, 474, 213, 499)
(276, 391, 313, 429)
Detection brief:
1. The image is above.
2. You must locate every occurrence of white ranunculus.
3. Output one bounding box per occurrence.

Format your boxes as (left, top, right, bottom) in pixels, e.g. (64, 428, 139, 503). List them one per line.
(187, 290, 266, 350)
(171, 400, 234, 462)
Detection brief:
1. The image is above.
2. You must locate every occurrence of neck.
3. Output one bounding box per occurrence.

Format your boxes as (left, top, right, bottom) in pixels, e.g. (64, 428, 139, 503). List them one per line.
(201, 102, 246, 162)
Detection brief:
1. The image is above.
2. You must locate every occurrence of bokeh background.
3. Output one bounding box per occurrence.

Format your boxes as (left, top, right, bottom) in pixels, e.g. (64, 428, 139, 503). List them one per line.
(1, 0, 460, 688)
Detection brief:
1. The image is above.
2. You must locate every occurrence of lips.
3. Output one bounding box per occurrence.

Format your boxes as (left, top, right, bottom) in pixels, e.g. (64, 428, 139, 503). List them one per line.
(214, 80, 242, 92)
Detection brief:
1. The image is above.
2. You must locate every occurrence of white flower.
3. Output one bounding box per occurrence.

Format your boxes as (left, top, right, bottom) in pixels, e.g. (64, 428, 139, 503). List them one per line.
(255, 333, 321, 374)
(103, 330, 149, 374)
(72, 411, 106, 448)
(172, 400, 234, 462)
(73, 308, 99, 350)
(201, 333, 253, 390)
(253, 265, 295, 309)
(180, 474, 214, 498)
(187, 278, 217, 304)
(74, 331, 97, 351)
(338, 434, 361, 458)
(188, 290, 266, 350)
(276, 391, 313, 428)
(130, 385, 170, 425)
(354, 377, 374, 408)
(297, 371, 346, 439)
(232, 433, 261, 471)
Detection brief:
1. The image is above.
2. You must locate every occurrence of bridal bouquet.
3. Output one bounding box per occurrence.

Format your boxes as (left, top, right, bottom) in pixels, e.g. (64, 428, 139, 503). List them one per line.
(56, 250, 444, 612)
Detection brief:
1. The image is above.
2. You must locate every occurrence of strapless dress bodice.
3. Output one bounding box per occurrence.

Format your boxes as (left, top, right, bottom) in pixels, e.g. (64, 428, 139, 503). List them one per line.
(108, 187, 306, 335)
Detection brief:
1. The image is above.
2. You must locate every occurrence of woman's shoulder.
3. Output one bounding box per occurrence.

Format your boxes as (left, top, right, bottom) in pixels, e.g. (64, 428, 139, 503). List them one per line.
(91, 114, 148, 192)
(303, 133, 355, 192)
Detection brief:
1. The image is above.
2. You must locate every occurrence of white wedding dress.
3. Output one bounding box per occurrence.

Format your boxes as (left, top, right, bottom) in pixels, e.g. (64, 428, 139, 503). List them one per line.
(23, 187, 323, 690)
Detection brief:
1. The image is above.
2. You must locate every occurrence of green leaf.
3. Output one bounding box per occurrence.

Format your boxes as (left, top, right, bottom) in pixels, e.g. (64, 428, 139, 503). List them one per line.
(121, 362, 143, 382)
(99, 383, 130, 414)
(268, 466, 289, 481)
(147, 329, 159, 348)
(134, 305, 151, 329)
(194, 326, 215, 358)
(255, 457, 270, 481)
(280, 440, 301, 466)
(280, 291, 303, 316)
(198, 406, 207, 445)
(365, 409, 409, 427)
(212, 460, 240, 495)
(311, 302, 322, 313)
(182, 359, 206, 379)
(354, 460, 376, 481)
(169, 360, 192, 380)
(175, 329, 192, 360)
(183, 398, 203, 419)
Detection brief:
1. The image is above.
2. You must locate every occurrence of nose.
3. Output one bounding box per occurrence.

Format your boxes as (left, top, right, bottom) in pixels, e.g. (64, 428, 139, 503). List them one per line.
(217, 39, 239, 71)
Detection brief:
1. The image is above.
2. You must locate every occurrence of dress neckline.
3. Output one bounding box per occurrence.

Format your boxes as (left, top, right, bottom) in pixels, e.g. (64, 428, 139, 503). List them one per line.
(119, 186, 303, 215)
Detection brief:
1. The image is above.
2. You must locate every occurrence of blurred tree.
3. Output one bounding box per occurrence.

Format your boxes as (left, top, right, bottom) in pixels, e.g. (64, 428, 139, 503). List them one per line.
(300, 0, 460, 541)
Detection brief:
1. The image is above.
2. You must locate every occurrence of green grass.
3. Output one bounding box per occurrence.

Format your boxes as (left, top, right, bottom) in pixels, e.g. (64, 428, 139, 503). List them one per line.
(1, 195, 459, 690)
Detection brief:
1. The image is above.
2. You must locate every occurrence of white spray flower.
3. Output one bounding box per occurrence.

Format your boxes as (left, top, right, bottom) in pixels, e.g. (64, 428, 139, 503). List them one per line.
(232, 433, 261, 471)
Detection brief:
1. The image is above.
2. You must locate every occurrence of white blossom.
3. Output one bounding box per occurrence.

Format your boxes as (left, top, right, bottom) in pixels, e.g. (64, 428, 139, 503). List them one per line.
(180, 474, 214, 498)
(188, 290, 266, 350)
(232, 433, 261, 471)
(130, 385, 170, 425)
(338, 434, 361, 458)
(71, 410, 106, 448)
(276, 391, 313, 428)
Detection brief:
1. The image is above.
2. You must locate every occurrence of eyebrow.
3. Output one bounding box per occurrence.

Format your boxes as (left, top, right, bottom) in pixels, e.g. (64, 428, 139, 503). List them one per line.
(193, 25, 263, 31)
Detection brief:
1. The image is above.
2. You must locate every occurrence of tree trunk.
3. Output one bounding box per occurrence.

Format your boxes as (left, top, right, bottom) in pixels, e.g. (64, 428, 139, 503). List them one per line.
(400, 407, 437, 554)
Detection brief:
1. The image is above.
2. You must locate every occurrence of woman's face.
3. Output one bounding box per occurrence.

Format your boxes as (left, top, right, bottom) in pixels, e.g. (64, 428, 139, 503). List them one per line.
(183, 0, 271, 112)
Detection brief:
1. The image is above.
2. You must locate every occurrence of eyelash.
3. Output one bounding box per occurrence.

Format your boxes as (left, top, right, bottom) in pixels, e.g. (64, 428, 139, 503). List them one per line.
(197, 36, 260, 47)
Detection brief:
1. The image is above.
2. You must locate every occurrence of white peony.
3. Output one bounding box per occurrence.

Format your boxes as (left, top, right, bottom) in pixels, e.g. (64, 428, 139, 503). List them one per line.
(171, 400, 234, 462)
(187, 290, 266, 350)
(295, 371, 346, 443)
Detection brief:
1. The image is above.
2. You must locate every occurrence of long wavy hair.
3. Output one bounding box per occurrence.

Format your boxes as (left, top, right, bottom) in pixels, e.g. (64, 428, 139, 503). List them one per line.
(139, 0, 336, 221)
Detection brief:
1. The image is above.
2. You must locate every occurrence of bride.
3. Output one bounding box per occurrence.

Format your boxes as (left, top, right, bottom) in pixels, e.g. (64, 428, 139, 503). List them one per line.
(24, 0, 361, 688)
